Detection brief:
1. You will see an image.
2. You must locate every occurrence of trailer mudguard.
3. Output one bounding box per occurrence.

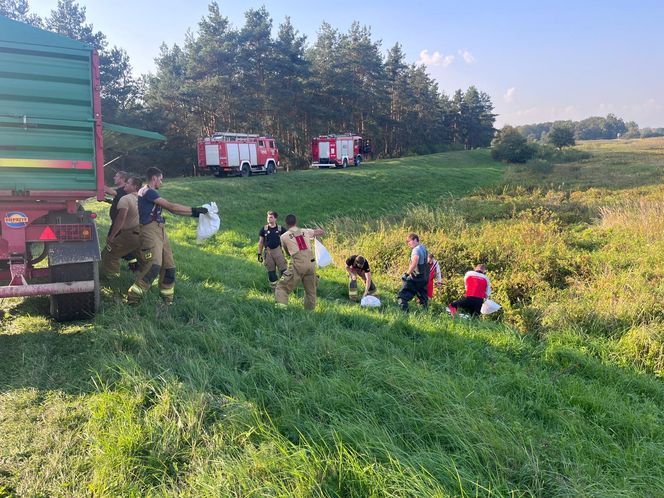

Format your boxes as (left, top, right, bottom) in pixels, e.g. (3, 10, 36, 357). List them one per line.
(46, 209, 101, 266)
(48, 236, 101, 266)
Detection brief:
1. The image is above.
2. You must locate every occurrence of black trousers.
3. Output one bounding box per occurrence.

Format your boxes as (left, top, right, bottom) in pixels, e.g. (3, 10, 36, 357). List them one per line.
(397, 278, 428, 311)
(452, 296, 483, 316)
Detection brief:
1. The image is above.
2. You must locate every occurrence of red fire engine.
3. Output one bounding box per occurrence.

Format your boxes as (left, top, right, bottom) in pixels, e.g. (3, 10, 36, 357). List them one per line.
(311, 134, 371, 168)
(197, 133, 280, 177)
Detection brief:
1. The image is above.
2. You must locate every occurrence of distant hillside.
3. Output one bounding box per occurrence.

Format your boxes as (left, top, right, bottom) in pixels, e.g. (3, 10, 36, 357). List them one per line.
(516, 114, 664, 141)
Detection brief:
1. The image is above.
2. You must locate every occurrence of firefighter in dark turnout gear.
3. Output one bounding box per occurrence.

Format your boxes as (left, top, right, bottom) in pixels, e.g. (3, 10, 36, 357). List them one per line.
(126, 167, 208, 305)
(257, 211, 287, 288)
(397, 233, 430, 312)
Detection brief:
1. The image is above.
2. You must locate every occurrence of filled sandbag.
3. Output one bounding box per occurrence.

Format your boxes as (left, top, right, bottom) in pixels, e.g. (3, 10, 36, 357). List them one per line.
(481, 299, 501, 315)
(360, 295, 381, 307)
(315, 238, 333, 268)
(196, 202, 220, 242)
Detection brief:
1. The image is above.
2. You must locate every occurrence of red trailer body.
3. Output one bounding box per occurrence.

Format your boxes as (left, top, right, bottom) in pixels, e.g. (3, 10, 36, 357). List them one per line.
(311, 134, 371, 168)
(197, 133, 280, 177)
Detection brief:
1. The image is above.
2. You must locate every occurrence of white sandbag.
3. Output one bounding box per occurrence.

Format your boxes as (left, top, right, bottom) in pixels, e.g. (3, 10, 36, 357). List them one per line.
(481, 299, 501, 315)
(196, 202, 220, 242)
(315, 238, 333, 268)
(360, 295, 381, 307)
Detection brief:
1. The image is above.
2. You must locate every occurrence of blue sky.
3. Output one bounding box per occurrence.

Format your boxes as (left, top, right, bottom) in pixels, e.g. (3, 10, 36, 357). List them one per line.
(26, 0, 664, 127)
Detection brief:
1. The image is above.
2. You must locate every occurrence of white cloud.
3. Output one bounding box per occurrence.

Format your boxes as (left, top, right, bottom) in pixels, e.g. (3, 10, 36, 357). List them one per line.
(503, 87, 516, 104)
(510, 106, 576, 120)
(599, 102, 616, 113)
(623, 98, 663, 113)
(459, 49, 475, 64)
(418, 49, 455, 67)
(514, 107, 540, 118)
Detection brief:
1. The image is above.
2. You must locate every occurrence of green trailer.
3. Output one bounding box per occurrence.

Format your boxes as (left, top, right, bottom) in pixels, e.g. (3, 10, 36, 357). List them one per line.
(0, 15, 163, 320)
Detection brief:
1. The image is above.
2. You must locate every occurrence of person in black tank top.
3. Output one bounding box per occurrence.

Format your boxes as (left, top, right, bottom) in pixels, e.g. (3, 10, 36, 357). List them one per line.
(257, 211, 287, 287)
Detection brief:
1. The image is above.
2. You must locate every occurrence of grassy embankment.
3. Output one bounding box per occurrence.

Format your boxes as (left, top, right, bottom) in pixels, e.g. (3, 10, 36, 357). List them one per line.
(1, 141, 663, 497)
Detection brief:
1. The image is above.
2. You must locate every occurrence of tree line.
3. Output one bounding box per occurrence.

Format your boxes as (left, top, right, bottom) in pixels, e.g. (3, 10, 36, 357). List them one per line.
(1, 1, 497, 172)
(516, 114, 662, 142)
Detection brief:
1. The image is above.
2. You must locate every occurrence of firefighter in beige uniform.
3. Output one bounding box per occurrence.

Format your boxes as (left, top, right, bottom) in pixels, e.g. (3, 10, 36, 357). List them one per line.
(101, 176, 141, 275)
(127, 167, 208, 304)
(275, 214, 325, 310)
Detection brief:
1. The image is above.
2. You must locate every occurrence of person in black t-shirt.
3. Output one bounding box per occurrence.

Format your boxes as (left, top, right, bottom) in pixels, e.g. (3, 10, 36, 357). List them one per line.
(105, 170, 128, 234)
(257, 210, 287, 288)
(345, 254, 376, 301)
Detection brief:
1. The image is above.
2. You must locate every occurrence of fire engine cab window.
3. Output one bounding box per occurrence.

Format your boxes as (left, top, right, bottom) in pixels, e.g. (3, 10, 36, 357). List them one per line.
(259, 140, 264, 147)
(270, 141, 275, 148)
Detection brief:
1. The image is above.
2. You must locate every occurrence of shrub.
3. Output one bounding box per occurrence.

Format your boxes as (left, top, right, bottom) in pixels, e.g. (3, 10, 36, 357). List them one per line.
(491, 126, 537, 163)
(535, 144, 591, 163)
(618, 323, 664, 375)
(548, 124, 576, 149)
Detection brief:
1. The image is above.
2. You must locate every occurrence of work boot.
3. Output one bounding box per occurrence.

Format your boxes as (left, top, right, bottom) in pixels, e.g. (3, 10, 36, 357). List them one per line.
(126, 291, 141, 305)
(349, 280, 359, 302)
(397, 297, 409, 312)
(160, 287, 174, 305)
(126, 283, 146, 305)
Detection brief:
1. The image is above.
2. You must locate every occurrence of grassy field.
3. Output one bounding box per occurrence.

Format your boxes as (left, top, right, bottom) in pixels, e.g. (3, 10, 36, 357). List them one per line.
(1, 142, 663, 497)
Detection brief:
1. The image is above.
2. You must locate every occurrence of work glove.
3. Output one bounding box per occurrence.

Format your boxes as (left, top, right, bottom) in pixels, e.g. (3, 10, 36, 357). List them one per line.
(257, 253, 263, 263)
(401, 273, 410, 281)
(191, 206, 209, 218)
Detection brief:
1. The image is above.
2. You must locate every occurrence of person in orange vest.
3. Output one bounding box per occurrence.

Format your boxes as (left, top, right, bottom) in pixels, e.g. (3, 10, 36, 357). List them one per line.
(426, 253, 442, 299)
(447, 264, 492, 316)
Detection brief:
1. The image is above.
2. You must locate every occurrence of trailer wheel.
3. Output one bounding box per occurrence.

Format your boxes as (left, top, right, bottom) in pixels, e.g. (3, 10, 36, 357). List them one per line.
(49, 261, 100, 322)
(354, 155, 362, 167)
(241, 164, 251, 177)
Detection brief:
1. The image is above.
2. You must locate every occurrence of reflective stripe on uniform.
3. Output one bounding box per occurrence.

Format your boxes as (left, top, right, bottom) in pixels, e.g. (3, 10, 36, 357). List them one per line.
(159, 287, 175, 296)
(129, 284, 145, 295)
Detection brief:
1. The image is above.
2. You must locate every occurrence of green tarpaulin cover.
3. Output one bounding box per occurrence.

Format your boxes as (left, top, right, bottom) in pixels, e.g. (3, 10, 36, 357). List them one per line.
(103, 122, 166, 152)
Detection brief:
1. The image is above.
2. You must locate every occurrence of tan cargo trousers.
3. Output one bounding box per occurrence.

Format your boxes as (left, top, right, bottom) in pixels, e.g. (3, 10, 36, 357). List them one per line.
(274, 252, 317, 310)
(264, 246, 287, 272)
(127, 222, 176, 304)
(101, 226, 140, 275)
(264, 246, 287, 287)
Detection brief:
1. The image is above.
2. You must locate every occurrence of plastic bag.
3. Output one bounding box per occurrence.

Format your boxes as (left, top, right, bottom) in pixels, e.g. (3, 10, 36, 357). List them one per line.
(196, 202, 220, 242)
(315, 239, 333, 268)
(481, 299, 501, 315)
(360, 295, 381, 307)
